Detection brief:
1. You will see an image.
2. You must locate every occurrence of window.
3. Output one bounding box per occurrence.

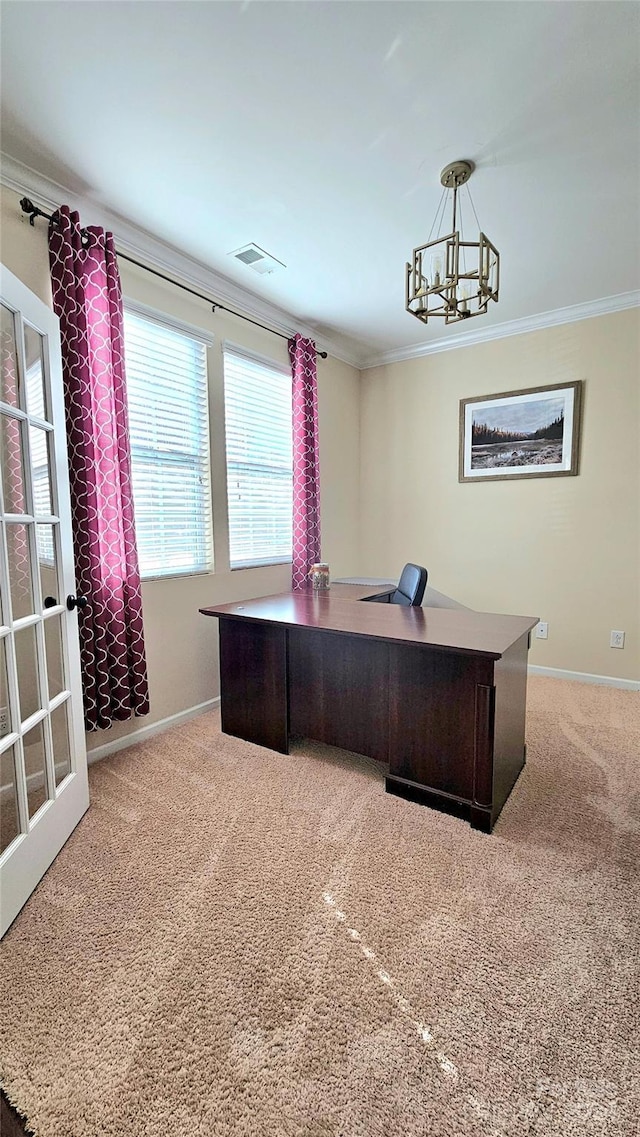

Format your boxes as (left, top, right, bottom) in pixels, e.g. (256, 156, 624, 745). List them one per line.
(223, 347, 292, 569)
(123, 310, 213, 579)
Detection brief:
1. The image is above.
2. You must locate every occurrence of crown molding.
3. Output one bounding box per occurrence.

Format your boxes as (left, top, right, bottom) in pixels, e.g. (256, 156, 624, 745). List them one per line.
(360, 291, 640, 369)
(0, 152, 362, 368)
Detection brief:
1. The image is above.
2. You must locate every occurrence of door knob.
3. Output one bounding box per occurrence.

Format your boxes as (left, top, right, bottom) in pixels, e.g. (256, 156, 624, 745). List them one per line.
(43, 596, 58, 608)
(66, 594, 88, 611)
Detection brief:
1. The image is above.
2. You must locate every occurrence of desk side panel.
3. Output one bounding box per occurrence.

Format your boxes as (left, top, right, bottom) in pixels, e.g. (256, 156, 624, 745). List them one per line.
(388, 646, 493, 801)
(219, 619, 289, 754)
(288, 628, 390, 763)
(492, 632, 530, 820)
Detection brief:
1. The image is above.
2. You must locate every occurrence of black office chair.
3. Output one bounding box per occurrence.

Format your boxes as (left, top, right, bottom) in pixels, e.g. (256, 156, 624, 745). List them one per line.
(390, 563, 428, 606)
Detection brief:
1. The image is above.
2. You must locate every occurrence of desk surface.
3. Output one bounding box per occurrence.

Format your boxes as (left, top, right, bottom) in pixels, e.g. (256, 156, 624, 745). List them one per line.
(200, 585, 538, 659)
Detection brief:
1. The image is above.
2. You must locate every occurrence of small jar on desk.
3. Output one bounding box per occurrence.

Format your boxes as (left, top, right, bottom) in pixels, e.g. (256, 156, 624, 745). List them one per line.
(309, 563, 330, 590)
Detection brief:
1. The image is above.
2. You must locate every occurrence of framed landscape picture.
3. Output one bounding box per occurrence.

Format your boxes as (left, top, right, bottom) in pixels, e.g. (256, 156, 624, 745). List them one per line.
(459, 381, 583, 482)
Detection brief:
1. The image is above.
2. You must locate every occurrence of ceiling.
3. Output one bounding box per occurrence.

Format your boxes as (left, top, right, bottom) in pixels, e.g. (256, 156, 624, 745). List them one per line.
(1, 1, 639, 365)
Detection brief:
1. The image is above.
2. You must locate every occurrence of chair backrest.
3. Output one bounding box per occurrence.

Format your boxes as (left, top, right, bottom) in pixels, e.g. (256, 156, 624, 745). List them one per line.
(390, 563, 428, 606)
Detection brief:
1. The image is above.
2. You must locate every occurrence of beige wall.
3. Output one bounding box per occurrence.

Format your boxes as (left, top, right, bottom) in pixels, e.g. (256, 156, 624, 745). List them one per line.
(1, 185, 362, 754)
(359, 310, 640, 680)
(0, 189, 54, 308)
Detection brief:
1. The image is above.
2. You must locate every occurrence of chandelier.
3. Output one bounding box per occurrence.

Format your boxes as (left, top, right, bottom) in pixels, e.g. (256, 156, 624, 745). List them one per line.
(406, 160, 499, 325)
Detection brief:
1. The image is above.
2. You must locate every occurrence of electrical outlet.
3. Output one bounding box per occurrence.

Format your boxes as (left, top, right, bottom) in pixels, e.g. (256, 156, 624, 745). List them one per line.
(610, 630, 625, 649)
(535, 622, 548, 640)
(0, 706, 8, 736)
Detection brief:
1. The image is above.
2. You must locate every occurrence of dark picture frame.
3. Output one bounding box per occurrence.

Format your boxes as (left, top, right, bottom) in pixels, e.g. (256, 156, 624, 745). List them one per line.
(459, 380, 583, 483)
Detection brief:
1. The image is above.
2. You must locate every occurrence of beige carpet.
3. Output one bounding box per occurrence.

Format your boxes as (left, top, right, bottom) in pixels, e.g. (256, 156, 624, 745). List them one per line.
(1, 676, 638, 1137)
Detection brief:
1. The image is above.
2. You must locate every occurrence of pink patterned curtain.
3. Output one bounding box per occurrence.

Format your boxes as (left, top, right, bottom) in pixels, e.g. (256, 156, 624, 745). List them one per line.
(48, 206, 149, 731)
(288, 333, 321, 589)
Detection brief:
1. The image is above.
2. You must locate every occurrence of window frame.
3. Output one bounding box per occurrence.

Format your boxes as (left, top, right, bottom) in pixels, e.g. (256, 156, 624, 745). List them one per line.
(222, 341, 293, 572)
(123, 301, 214, 582)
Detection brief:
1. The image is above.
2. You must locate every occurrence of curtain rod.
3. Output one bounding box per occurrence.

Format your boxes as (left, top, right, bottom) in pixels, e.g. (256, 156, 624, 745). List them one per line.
(19, 197, 328, 359)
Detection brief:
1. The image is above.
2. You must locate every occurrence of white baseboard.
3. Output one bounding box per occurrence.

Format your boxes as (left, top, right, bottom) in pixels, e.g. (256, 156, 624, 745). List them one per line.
(528, 665, 640, 691)
(1, 702, 219, 797)
(86, 697, 221, 765)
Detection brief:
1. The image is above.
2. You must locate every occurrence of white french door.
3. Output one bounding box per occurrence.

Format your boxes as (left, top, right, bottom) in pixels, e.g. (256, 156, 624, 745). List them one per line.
(0, 265, 89, 937)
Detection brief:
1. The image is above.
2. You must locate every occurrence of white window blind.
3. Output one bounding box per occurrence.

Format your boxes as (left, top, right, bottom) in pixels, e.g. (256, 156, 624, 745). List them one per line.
(223, 349, 292, 569)
(123, 311, 213, 579)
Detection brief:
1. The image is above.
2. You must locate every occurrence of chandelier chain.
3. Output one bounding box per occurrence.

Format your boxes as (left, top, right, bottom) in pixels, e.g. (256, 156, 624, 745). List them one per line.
(465, 183, 482, 232)
(435, 187, 449, 241)
(427, 186, 447, 244)
(458, 192, 468, 276)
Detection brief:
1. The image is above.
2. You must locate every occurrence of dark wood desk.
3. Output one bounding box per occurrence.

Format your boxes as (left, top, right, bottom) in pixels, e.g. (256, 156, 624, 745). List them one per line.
(200, 586, 538, 832)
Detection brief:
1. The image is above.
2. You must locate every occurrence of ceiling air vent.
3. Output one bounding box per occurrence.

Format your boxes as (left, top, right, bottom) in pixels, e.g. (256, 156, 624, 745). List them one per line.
(228, 243, 286, 275)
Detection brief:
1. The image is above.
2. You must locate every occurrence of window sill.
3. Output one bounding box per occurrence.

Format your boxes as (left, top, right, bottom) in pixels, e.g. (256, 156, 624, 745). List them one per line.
(230, 561, 292, 572)
(141, 568, 214, 583)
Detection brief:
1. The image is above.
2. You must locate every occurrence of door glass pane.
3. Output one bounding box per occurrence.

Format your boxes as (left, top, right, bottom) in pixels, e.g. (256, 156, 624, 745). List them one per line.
(24, 325, 47, 422)
(0, 414, 27, 513)
(14, 624, 41, 722)
(37, 523, 60, 607)
(23, 721, 49, 818)
(29, 425, 53, 515)
(44, 614, 65, 700)
(1, 304, 20, 409)
(0, 636, 10, 738)
(6, 523, 34, 619)
(51, 701, 71, 787)
(0, 744, 21, 852)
